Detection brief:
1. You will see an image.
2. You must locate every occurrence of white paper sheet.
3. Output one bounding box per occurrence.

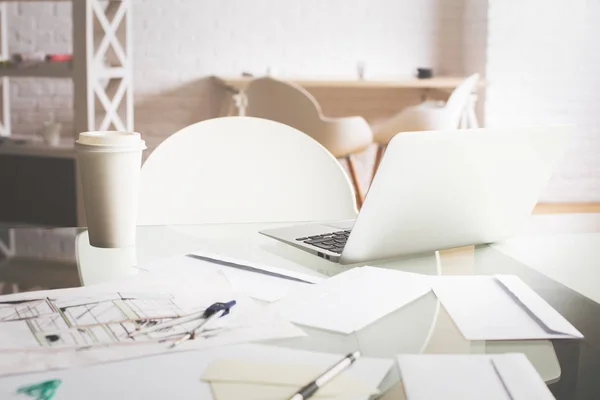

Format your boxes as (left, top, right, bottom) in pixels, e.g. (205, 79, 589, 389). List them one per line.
(138, 255, 320, 302)
(0, 269, 305, 376)
(219, 267, 313, 303)
(431, 275, 583, 340)
(272, 266, 431, 334)
(397, 353, 555, 400)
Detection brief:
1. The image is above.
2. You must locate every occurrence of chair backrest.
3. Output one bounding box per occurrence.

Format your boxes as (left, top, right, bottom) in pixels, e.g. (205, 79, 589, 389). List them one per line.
(444, 73, 480, 128)
(245, 77, 323, 137)
(138, 117, 358, 225)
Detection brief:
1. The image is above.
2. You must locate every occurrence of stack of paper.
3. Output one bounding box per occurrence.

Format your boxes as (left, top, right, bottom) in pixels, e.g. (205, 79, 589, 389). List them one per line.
(431, 274, 583, 340)
(397, 353, 556, 399)
(202, 358, 381, 400)
(272, 266, 431, 334)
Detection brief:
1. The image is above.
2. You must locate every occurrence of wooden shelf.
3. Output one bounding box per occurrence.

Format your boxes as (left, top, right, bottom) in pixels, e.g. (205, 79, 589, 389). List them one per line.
(0, 137, 75, 159)
(0, 62, 72, 78)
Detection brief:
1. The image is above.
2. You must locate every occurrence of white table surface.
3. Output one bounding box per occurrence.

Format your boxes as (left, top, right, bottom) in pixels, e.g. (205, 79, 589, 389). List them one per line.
(493, 213, 600, 304)
(4, 214, 598, 398)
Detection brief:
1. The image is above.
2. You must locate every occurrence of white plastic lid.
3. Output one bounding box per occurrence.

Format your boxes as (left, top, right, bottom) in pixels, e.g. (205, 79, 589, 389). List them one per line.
(76, 131, 146, 149)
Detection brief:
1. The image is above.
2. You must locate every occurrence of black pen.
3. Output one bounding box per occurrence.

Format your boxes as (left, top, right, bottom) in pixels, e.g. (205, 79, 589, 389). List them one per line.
(288, 351, 361, 400)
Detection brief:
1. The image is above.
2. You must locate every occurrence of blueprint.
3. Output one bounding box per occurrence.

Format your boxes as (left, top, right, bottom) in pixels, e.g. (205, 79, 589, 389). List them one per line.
(0, 292, 218, 349)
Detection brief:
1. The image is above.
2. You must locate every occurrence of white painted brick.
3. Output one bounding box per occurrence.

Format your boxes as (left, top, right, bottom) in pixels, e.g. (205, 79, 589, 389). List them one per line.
(52, 3, 71, 18)
(54, 81, 73, 96)
(10, 97, 36, 110)
(486, 0, 600, 201)
(37, 96, 71, 111)
(7, 0, 490, 198)
(12, 80, 42, 97)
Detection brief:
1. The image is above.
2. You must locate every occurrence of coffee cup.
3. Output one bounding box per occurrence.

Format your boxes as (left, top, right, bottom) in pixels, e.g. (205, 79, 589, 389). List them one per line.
(76, 131, 146, 248)
(41, 122, 61, 146)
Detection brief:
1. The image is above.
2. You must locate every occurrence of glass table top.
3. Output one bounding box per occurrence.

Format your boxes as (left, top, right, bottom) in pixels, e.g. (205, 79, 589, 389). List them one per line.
(0, 218, 599, 399)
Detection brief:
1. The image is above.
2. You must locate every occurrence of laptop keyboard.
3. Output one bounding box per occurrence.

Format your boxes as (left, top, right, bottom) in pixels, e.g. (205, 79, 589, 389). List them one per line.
(295, 230, 351, 254)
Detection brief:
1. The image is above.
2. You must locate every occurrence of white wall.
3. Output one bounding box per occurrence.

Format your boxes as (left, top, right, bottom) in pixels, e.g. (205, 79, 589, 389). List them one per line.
(486, 0, 600, 201)
(137, 0, 444, 92)
(9, 1, 600, 202)
(132, 0, 470, 143)
(7, 0, 482, 133)
(7, 0, 486, 189)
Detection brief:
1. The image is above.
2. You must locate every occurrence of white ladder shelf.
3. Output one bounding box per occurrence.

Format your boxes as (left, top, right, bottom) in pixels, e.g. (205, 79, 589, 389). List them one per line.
(0, 0, 134, 138)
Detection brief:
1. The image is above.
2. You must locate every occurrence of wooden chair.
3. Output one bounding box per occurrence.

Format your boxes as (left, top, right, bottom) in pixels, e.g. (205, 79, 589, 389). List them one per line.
(244, 77, 373, 208)
(138, 117, 358, 225)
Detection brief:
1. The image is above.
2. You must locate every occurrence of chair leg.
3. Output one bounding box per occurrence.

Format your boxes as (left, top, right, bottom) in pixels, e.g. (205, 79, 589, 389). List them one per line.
(371, 144, 386, 184)
(345, 155, 364, 209)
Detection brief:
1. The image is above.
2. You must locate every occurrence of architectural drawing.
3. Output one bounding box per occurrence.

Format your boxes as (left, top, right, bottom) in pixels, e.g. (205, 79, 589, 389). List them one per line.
(0, 298, 55, 321)
(0, 292, 211, 350)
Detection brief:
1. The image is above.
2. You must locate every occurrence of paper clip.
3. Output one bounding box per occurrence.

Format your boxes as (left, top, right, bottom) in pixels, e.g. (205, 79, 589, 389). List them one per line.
(17, 379, 62, 400)
(170, 300, 236, 348)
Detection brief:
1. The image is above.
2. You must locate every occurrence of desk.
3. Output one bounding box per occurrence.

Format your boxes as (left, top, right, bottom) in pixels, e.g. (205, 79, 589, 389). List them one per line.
(0, 216, 597, 399)
(213, 75, 484, 125)
(215, 76, 483, 91)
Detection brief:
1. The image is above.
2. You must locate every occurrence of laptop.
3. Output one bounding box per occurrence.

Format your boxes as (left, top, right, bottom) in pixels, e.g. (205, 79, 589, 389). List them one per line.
(259, 126, 571, 264)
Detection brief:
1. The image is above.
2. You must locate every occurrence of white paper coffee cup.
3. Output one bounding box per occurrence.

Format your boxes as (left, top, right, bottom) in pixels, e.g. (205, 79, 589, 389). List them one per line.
(41, 122, 61, 146)
(76, 131, 146, 248)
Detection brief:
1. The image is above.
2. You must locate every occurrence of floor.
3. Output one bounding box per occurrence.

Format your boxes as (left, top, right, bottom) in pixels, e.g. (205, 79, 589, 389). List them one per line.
(533, 203, 600, 214)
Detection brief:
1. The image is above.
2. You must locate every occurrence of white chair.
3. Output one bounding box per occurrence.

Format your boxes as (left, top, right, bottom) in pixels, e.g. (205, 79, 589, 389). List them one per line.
(371, 74, 481, 177)
(244, 77, 373, 207)
(138, 117, 358, 225)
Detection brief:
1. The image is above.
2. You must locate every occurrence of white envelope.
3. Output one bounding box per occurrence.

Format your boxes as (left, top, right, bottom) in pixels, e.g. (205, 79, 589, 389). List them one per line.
(272, 266, 431, 334)
(189, 251, 324, 284)
(432, 274, 583, 340)
(397, 353, 556, 400)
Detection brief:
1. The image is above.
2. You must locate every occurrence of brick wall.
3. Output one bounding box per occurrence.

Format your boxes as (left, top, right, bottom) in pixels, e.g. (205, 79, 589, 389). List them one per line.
(7, 2, 73, 137)
(485, 0, 600, 201)
(7, 0, 486, 193)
